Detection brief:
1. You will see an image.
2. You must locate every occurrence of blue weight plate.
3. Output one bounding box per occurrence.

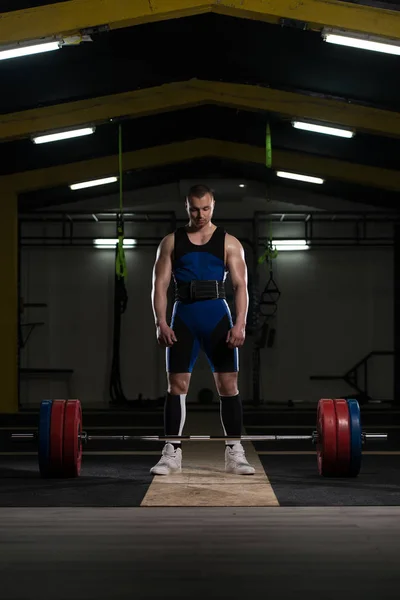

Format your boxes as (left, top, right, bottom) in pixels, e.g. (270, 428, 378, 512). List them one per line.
(38, 400, 52, 477)
(347, 399, 362, 477)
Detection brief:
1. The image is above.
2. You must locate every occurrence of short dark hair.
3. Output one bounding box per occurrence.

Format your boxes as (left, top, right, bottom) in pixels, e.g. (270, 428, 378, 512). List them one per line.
(187, 184, 214, 200)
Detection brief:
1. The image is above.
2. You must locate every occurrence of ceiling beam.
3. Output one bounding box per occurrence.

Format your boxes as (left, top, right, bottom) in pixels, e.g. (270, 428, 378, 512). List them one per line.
(2, 79, 400, 143)
(1, 0, 399, 46)
(3, 138, 400, 194)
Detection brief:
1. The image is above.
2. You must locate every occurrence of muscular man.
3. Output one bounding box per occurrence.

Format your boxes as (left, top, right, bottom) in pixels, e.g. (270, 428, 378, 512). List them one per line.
(150, 184, 255, 476)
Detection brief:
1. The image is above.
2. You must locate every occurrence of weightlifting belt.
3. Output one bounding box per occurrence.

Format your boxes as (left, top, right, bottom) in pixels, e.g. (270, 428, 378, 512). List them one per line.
(175, 280, 226, 302)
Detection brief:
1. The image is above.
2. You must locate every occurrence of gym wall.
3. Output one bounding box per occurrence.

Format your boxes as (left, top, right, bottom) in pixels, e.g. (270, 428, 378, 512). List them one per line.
(19, 212, 393, 408)
(257, 247, 393, 405)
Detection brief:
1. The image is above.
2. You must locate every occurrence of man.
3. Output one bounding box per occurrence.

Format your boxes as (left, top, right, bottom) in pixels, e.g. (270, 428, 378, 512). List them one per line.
(150, 184, 255, 476)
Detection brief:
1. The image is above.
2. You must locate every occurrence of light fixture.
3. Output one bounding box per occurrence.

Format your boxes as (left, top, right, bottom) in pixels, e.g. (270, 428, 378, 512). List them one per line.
(239, 184, 246, 188)
(322, 28, 400, 56)
(33, 127, 95, 145)
(94, 239, 137, 249)
(273, 240, 309, 251)
(0, 41, 60, 61)
(292, 120, 354, 139)
(70, 176, 118, 191)
(276, 171, 324, 185)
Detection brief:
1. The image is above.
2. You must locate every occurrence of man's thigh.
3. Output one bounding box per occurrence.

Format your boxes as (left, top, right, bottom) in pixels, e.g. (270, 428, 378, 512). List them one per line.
(203, 313, 239, 373)
(166, 313, 200, 373)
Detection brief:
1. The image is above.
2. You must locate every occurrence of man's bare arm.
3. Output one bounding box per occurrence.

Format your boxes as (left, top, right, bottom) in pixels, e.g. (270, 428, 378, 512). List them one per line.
(226, 235, 249, 333)
(151, 234, 174, 327)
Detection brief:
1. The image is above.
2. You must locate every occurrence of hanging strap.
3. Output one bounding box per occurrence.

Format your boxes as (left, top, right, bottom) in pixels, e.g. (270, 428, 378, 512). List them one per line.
(257, 219, 280, 318)
(266, 122, 272, 169)
(116, 123, 127, 280)
(258, 220, 278, 265)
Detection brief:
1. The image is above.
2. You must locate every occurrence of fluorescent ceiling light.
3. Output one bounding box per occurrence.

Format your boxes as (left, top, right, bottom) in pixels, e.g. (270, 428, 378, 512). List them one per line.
(0, 41, 60, 61)
(273, 240, 309, 251)
(70, 176, 118, 190)
(292, 120, 354, 139)
(94, 239, 137, 249)
(276, 171, 324, 185)
(323, 30, 400, 56)
(33, 127, 95, 144)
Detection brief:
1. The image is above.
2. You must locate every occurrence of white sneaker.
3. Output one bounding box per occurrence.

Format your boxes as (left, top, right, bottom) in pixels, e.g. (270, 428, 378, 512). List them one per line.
(150, 443, 182, 475)
(225, 442, 255, 475)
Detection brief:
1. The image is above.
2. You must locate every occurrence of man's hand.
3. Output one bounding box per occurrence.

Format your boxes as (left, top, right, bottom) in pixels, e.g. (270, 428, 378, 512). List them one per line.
(226, 323, 246, 349)
(156, 322, 177, 347)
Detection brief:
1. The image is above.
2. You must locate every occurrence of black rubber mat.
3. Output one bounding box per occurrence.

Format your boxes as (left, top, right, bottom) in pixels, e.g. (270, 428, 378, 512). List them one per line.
(0, 456, 155, 507)
(0, 453, 399, 507)
(259, 454, 400, 506)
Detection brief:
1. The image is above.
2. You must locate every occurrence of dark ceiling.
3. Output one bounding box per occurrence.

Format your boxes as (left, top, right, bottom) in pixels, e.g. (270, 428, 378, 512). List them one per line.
(1, 2, 400, 212)
(2, 14, 400, 113)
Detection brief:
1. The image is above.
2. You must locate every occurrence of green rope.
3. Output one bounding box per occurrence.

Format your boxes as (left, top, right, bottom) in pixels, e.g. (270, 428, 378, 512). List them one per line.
(116, 123, 127, 279)
(119, 123, 123, 214)
(258, 220, 278, 265)
(259, 125, 274, 264)
(258, 241, 278, 265)
(266, 122, 272, 169)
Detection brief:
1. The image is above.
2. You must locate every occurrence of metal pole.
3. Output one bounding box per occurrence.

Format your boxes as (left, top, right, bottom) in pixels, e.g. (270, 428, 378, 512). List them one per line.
(252, 212, 261, 405)
(17, 218, 21, 410)
(10, 432, 388, 442)
(394, 224, 400, 405)
(85, 435, 315, 442)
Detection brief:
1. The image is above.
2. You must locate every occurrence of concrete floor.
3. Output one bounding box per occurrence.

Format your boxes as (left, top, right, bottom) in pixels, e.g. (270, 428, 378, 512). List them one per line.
(1, 507, 400, 599)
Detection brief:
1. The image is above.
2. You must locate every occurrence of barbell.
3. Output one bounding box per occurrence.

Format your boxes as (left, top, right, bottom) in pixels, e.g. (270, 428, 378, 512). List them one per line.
(9, 398, 387, 479)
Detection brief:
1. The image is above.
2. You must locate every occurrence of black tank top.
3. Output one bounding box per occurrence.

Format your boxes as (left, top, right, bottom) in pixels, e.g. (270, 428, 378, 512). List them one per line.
(172, 226, 227, 282)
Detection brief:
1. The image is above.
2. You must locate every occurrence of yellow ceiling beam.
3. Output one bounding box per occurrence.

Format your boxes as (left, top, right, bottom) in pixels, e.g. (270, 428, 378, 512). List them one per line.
(6, 139, 212, 193)
(2, 79, 400, 143)
(1, 0, 399, 46)
(216, 141, 400, 192)
(212, 0, 400, 36)
(3, 138, 400, 194)
(0, 0, 208, 45)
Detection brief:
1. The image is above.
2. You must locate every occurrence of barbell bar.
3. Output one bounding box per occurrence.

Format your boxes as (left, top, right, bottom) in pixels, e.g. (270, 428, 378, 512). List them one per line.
(9, 398, 389, 479)
(11, 433, 387, 442)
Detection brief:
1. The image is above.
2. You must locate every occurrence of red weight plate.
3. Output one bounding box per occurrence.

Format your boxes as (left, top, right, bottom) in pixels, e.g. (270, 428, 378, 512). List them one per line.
(334, 399, 351, 477)
(317, 399, 337, 477)
(63, 399, 83, 477)
(50, 399, 66, 476)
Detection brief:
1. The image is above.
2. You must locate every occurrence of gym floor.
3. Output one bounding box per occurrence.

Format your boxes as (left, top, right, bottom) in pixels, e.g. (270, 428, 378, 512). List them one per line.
(1, 405, 400, 598)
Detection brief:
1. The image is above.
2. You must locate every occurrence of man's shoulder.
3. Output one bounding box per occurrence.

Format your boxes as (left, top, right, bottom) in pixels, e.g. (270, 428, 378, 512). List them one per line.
(159, 232, 175, 251)
(224, 232, 242, 247)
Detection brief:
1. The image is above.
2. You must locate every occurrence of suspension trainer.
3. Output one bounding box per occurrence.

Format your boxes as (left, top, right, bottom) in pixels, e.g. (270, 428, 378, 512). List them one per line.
(109, 123, 129, 405)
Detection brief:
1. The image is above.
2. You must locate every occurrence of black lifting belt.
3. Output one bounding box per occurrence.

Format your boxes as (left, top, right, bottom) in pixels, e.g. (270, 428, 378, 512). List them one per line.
(175, 280, 226, 302)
